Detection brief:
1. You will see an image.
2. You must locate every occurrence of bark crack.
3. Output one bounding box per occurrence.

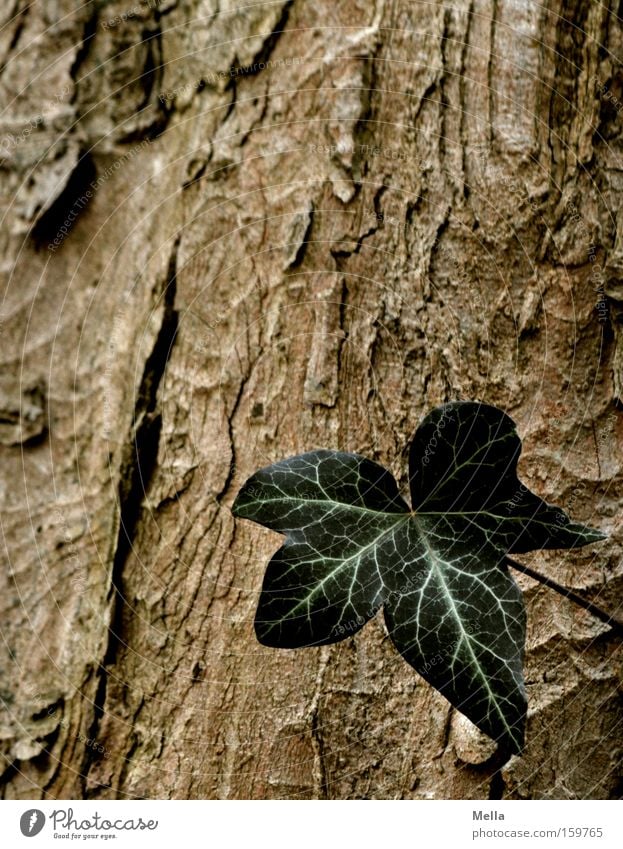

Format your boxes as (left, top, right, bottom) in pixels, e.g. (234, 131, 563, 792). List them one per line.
(246, 0, 294, 75)
(69, 5, 99, 97)
(215, 374, 247, 504)
(81, 236, 181, 794)
(330, 187, 387, 264)
(31, 152, 97, 248)
(487, 0, 497, 146)
(438, 5, 452, 167)
(0, 2, 29, 74)
(459, 0, 474, 200)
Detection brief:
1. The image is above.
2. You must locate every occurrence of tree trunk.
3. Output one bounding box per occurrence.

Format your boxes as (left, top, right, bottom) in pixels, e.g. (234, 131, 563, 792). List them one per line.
(1, 0, 621, 800)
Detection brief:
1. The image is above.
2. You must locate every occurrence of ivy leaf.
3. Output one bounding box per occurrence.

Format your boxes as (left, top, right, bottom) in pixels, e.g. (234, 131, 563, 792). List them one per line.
(232, 401, 606, 754)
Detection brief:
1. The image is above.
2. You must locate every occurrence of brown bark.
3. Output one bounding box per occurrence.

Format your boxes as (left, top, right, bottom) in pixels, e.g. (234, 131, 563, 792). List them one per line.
(0, 0, 622, 800)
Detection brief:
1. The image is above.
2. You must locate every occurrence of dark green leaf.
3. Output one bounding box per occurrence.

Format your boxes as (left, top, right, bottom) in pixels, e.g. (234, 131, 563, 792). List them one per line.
(233, 450, 408, 648)
(408, 403, 606, 553)
(383, 529, 527, 752)
(232, 401, 606, 754)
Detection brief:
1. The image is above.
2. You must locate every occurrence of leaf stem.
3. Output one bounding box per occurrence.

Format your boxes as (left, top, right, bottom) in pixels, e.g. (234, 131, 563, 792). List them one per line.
(507, 557, 623, 637)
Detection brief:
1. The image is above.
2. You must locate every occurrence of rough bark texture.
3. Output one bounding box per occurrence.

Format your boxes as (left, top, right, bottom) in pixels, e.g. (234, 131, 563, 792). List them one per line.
(1, 0, 622, 800)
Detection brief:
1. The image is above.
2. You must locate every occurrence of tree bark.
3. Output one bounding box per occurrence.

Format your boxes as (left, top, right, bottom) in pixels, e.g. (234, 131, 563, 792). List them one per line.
(1, 0, 622, 800)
